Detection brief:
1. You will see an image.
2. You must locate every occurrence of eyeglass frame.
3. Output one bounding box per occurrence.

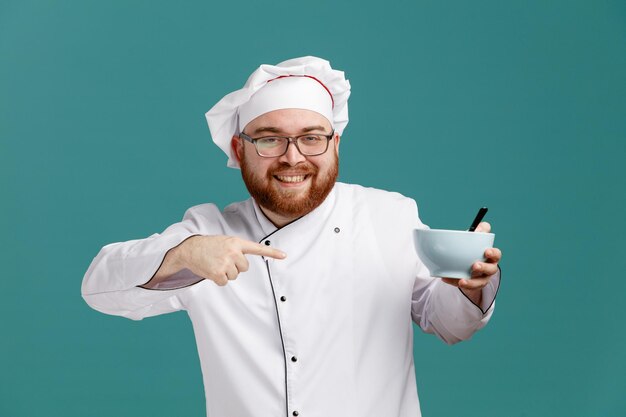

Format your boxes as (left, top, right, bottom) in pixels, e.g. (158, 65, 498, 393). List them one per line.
(239, 130, 336, 157)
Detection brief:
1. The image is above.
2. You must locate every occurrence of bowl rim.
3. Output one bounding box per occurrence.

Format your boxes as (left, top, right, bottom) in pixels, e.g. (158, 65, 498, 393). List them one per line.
(415, 228, 494, 236)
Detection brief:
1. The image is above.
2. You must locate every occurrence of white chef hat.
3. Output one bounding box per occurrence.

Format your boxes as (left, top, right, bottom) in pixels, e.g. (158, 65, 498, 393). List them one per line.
(205, 56, 351, 169)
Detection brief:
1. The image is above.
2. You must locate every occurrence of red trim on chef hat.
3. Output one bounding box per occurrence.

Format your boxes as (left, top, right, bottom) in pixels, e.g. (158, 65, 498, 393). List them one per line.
(267, 75, 335, 108)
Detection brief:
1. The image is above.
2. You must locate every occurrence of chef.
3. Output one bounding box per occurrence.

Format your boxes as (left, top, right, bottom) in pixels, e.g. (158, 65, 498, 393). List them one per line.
(82, 56, 502, 417)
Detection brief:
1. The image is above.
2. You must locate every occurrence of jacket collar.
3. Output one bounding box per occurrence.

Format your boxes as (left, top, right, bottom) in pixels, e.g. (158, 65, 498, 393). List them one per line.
(251, 183, 339, 241)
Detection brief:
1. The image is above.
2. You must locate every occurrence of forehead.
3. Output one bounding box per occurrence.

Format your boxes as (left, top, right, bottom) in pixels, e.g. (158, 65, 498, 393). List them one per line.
(243, 108, 332, 134)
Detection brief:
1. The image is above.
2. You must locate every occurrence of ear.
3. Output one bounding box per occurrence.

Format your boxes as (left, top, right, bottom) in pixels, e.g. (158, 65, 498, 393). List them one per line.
(231, 135, 243, 163)
(334, 133, 341, 155)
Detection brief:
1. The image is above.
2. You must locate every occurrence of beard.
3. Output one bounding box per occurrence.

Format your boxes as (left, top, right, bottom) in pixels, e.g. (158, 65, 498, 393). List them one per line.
(240, 150, 339, 219)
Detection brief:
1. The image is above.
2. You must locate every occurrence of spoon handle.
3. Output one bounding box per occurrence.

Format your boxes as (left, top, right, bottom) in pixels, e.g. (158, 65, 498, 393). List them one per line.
(468, 207, 488, 232)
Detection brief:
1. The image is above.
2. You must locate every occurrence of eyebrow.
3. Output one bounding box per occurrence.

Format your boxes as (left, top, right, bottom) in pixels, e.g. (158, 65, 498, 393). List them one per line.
(252, 125, 330, 135)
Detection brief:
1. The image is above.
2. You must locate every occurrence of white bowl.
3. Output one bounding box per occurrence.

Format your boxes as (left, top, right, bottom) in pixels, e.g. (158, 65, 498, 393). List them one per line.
(413, 229, 495, 279)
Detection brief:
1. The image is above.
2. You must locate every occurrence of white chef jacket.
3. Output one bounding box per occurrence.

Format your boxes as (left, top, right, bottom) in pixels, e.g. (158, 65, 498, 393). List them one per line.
(82, 182, 500, 417)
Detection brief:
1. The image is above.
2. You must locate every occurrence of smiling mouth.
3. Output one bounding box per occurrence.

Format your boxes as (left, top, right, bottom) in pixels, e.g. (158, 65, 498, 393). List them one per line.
(274, 174, 310, 183)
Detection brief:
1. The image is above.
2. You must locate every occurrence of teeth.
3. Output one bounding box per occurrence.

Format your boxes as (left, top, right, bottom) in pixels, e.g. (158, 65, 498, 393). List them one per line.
(276, 175, 306, 183)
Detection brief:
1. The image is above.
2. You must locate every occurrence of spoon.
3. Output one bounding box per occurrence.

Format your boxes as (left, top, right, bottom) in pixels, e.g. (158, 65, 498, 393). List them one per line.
(468, 207, 488, 232)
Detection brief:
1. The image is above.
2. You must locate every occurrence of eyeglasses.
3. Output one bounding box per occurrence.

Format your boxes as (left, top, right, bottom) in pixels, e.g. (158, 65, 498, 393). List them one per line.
(239, 130, 335, 157)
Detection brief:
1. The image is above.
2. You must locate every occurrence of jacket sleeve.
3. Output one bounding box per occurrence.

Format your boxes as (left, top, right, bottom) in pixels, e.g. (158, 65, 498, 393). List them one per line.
(81, 206, 217, 320)
(411, 265, 500, 344)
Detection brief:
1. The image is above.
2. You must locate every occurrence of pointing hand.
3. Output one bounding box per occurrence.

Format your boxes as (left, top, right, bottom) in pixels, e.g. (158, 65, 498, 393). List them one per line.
(149, 235, 286, 288)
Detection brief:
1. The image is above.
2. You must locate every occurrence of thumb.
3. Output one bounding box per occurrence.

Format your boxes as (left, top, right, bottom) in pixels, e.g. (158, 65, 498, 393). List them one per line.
(474, 221, 491, 233)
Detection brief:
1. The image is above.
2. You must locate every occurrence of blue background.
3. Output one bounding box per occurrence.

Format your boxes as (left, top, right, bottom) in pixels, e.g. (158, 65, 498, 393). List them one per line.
(1, 0, 625, 415)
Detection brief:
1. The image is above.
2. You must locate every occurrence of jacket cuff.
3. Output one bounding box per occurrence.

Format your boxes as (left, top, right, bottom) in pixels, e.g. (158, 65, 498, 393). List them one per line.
(134, 234, 203, 291)
(458, 265, 501, 315)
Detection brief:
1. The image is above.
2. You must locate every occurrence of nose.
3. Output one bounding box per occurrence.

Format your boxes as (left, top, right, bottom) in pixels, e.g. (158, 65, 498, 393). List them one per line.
(278, 140, 307, 166)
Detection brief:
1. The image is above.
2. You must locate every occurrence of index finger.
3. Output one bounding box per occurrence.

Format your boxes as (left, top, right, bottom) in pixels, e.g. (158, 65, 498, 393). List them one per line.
(484, 247, 502, 263)
(239, 239, 287, 259)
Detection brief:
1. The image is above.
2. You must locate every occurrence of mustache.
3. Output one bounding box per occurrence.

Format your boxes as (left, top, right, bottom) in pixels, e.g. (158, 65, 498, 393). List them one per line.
(268, 162, 318, 176)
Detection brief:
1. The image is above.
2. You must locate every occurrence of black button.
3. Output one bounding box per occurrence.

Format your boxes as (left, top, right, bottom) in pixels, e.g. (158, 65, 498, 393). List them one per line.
(334, 227, 340, 233)
(292, 412, 299, 416)
(280, 296, 287, 302)
(291, 356, 297, 362)
(265, 240, 271, 245)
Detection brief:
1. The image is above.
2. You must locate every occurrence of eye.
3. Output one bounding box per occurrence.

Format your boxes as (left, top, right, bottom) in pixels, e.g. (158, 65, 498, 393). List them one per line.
(256, 137, 282, 147)
(299, 135, 324, 144)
